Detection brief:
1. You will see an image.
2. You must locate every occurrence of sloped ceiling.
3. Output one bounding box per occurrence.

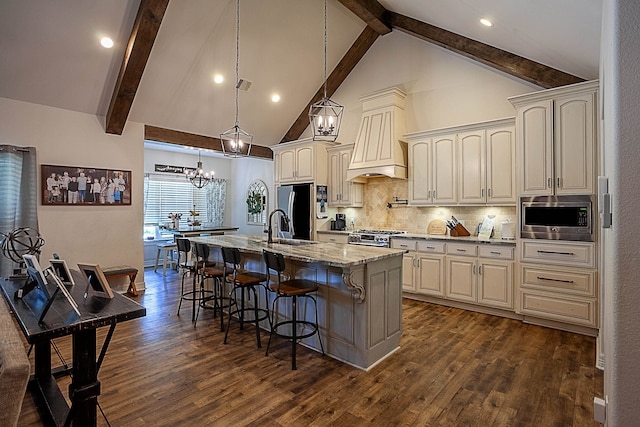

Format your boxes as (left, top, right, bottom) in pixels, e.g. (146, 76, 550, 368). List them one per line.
(0, 0, 601, 149)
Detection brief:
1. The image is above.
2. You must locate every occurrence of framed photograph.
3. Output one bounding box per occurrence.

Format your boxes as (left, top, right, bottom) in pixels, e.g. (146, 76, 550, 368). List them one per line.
(22, 254, 47, 284)
(77, 263, 114, 299)
(41, 164, 131, 206)
(50, 259, 75, 286)
(48, 270, 81, 317)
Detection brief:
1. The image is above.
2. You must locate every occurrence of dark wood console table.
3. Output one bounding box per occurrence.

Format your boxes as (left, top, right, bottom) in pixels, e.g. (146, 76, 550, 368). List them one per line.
(0, 270, 146, 426)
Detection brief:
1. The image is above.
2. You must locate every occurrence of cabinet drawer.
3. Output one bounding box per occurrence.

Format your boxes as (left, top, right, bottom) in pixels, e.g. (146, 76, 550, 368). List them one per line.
(478, 245, 514, 260)
(521, 240, 595, 268)
(520, 290, 597, 327)
(416, 241, 446, 254)
(521, 265, 595, 297)
(317, 233, 349, 244)
(447, 243, 477, 257)
(391, 239, 417, 251)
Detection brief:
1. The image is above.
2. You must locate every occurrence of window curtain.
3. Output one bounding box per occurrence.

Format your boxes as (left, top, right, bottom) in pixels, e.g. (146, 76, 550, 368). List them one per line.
(206, 178, 226, 227)
(0, 145, 39, 278)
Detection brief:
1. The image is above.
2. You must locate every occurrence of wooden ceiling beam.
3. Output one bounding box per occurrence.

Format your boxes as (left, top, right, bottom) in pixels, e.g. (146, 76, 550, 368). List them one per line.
(145, 125, 274, 160)
(280, 26, 380, 143)
(105, 0, 170, 135)
(337, 0, 391, 35)
(388, 12, 584, 89)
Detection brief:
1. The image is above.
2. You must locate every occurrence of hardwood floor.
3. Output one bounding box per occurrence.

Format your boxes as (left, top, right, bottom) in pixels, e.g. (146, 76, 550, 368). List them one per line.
(18, 268, 603, 426)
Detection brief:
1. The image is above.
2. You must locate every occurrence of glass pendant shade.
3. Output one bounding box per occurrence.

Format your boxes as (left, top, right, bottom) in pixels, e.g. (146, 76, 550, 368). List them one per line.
(220, 125, 252, 157)
(309, 97, 343, 142)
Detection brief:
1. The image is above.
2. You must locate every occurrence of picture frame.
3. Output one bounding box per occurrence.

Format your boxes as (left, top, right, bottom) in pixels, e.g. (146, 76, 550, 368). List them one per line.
(41, 164, 131, 206)
(48, 270, 81, 317)
(77, 263, 114, 299)
(22, 254, 47, 284)
(50, 259, 75, 286)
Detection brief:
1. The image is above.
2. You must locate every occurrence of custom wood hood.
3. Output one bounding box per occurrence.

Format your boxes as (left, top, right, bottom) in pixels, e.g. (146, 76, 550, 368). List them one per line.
(346, 87, 408, 183)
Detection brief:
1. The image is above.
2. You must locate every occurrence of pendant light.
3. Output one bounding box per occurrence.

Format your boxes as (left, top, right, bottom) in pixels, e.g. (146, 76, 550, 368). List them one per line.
(186, 151, 213, 188)
(309, 0, 343, 142)
(220, 0, 253, 158)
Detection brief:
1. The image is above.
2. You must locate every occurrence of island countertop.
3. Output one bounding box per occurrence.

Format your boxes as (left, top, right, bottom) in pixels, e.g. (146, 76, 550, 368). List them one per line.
(189, 234, 407, 268)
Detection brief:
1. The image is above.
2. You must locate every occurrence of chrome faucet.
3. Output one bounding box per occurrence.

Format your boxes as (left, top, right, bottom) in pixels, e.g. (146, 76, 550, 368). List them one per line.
(267, 208, 290, 244)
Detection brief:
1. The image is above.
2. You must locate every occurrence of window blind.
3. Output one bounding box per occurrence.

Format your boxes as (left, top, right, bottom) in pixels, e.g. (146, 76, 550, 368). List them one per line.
(143, 174, 209, 225)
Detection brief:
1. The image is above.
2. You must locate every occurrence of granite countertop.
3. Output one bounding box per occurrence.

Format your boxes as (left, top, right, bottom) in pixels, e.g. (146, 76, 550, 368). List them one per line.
(167, 226, 239, 233)
(317, 230, 351, 235)
(189, 235, 407, 268)
(392, 233, 516, 246)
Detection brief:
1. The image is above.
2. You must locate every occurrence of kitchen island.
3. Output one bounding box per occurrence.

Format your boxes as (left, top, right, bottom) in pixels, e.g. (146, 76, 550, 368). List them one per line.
(190, 235, 407, 370)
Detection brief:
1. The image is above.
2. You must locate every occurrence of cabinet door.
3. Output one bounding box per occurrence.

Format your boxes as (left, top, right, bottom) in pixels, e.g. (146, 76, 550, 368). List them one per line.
(446, 256, 476, 302)
(433, 135, 457, 204)
(458, 130, 485, 204)
(478, 259, 513, 309)
(327, 151, 341, 205)
(339, 149, 356, 205)
(486, 126, 516, 204)
(402, 253, 416, 291)
(554, 93, 595, 194)
(416, 254, 445, 296)
(408, 140, 432, 204)
(295, 146, 314, 182)
(518, 100, 553, 195)
(278, 149, 297, 183)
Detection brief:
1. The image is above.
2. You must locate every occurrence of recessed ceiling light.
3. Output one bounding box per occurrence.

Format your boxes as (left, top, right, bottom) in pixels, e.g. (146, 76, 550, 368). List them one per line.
(213, 74, 224, 84)
(271, 94, 281, 103)
(480, 18, 493, 27)
(100, 37, 114, 48)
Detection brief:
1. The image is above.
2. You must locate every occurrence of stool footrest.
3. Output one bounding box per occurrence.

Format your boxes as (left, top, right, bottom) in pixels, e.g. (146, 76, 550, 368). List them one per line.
(271, 320, 319, 341)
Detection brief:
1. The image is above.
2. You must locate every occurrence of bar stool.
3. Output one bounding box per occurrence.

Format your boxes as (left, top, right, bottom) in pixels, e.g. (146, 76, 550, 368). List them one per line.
(221, 247, 270, 347)
(176, 238, 202, 316)
(263, 250, 324, 370)
(194, 243, 226, 329)
(153, 241, 177, 276)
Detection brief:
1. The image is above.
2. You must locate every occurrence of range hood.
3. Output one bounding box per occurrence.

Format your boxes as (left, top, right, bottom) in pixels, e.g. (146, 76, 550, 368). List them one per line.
(346, 87, 408, 183)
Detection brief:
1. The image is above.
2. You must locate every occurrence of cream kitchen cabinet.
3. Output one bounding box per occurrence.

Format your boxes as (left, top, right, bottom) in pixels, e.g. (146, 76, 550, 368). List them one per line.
(393, 239, 446, 297)
(327, 144, 363, 207)
(458, 121, 516, 204)
(446, 243, 514, 310)
(272, 138, 332, 185)
(316, 232, 349, 244)
(509, 80, 598, 196)
(518, 239, 598, 330)
(407, 134, 456, 205)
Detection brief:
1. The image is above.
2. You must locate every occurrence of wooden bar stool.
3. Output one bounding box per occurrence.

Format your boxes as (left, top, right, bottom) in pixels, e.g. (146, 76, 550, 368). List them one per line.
(176, 238, 202, 316)
(194, 243, 226, 329)
(263, 250, 324, 370)
(153, 241, 177, 276)
(221, 247, 270, 347)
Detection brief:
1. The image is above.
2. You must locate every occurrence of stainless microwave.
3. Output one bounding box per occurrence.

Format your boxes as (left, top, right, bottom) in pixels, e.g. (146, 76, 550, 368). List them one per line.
(521, 195, 594, 241)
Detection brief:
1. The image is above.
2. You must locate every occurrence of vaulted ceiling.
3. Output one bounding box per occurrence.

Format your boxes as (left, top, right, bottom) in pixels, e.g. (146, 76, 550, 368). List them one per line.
(0, 0, 602, 157)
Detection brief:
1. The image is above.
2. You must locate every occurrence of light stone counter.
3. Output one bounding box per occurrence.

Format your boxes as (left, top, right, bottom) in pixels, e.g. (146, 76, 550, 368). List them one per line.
(393, 233, 516, 246)
(189, 234, 405, 370)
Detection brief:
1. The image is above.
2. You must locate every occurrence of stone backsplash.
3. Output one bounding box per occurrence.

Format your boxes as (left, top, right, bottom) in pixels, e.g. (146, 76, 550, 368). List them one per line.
(340, 177, 517, 236)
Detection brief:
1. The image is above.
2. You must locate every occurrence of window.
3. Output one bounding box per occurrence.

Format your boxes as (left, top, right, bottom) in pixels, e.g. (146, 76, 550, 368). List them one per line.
(143, 174, 225, 226)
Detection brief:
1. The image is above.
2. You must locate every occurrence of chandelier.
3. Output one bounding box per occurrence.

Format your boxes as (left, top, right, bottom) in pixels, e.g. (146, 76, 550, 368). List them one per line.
(186, 151, 213, 188)
(220, 0, 253, 158)
(309, 0, 343, 142)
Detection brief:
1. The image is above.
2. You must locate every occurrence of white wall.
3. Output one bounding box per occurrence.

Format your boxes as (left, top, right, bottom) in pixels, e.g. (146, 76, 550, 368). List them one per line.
(229, 157, 275, 236)
(601, 0, 640, 425)
(0, 97, 144, 291)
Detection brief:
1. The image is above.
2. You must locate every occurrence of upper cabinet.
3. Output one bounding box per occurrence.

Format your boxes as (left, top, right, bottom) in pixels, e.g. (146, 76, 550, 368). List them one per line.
(327, 144, 363, 208)
(407, 118, 515, 206)
(509, 80, 598, 196)
(272, 138, 332, 185)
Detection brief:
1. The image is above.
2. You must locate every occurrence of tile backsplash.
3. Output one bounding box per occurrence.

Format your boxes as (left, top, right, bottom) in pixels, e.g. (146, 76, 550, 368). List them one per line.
(340, 177, 517, 235)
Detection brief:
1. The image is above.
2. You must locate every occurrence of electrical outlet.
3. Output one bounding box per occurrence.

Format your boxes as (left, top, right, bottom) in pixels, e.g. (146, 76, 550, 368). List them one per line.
(594, 397, 606, 423)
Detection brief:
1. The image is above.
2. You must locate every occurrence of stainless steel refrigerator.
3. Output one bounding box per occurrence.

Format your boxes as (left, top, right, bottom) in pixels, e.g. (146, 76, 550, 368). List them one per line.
(276, 184, 313, 240)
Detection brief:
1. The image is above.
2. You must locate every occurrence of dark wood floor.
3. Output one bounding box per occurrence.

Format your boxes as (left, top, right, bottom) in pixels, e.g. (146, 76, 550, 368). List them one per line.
(18, 268, 603, 426)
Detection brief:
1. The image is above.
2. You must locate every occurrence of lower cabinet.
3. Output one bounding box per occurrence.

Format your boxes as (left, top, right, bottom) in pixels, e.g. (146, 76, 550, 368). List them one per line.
(316, 233, 349, 244)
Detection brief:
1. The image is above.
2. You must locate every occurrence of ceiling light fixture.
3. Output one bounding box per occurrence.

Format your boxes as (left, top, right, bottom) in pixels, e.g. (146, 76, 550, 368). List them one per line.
(272, 94, 281, 103)
(309, 0, 343, 142)
(100, 37, 114, 48)
(480, 18, 493, 27)
(186, 151, 213, 188)
(213, 74, 224, 84)
(220, 0, 252, 158)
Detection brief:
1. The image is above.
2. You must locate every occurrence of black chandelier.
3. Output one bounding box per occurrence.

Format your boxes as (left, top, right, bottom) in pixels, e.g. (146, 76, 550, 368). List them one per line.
(186, 151, 213, 188)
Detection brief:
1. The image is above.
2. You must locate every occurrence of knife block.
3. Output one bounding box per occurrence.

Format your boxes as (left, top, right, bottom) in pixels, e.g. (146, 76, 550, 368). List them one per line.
(450, 223, 471, 237)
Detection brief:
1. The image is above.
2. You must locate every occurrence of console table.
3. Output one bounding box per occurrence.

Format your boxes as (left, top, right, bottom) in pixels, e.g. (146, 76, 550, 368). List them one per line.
(0, 270, 146, 426)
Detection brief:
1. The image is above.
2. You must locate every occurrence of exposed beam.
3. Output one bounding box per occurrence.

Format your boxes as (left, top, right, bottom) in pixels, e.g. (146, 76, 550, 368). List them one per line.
(337, 0, 391, 35)
(106, 0, 170, 135)
(281, 26, 380, 143)
(145, 125, 274, 160)
(388, 12, 584, 89)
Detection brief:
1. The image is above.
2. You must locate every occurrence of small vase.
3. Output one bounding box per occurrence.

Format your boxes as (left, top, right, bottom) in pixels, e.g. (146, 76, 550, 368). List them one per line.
(173, 219, 180, 230)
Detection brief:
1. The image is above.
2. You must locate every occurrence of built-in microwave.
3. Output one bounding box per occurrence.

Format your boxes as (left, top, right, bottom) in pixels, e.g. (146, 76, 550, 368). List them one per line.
(521, 195, 594, 241)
